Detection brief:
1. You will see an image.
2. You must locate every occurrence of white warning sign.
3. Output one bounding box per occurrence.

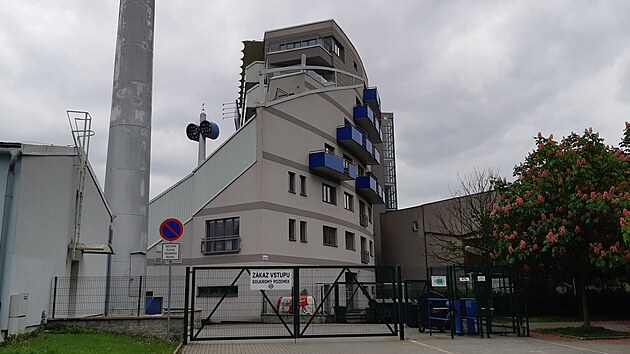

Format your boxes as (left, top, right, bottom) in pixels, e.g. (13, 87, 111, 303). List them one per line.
(250, 269, 293, 290)
(161, 243, 180, 261)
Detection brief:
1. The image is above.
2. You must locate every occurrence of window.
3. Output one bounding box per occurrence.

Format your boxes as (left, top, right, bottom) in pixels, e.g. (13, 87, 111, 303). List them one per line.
(300, 221, 307, 243)
(331, 38, 344, 60)
(360, 236, 368, 264)
(368, 207, 372, 223)
(344, 192, 354, 211)
(323, 226, 337, 247)
(288, 172, 296, 193)
(300, 175, 307, 196)
(369, 240, 373, 256)
(359, 201, 367, 227)
(324, 144, 335, 154)
(289, 219, 296, 241)
(322, 184, 337, 205)
(203, 217, 240, 254)
(358, 165, 365, 176)
(198, 286, 238, 298)
(345, 231, 355, 250)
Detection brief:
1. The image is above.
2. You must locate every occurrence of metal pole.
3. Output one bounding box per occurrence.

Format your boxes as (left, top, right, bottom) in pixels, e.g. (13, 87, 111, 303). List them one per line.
(183, 267, 190, 345)
(447, 266, 455, 339)
(52, 276, 58, 318)
(198, 111, 206, 166)
(397, 265, 404, 340)
(293, 267, 299, 339)
(190, 269, 196, 341)
(137, 275, 143, 317)
(104, 226, 113, 317)
(167, 260, 172, 337)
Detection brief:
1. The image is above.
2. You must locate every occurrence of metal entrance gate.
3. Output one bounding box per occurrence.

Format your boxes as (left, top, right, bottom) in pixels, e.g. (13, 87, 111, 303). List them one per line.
(183, 265, 404, 342)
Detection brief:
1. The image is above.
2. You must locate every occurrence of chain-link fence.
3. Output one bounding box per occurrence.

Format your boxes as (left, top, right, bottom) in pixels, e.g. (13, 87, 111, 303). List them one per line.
(50, 275, 186, 318)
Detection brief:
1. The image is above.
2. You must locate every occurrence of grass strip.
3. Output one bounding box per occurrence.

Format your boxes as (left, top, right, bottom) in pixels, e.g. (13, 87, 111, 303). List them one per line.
(534, 326, 630, 340)
(0, 325, 178, 354)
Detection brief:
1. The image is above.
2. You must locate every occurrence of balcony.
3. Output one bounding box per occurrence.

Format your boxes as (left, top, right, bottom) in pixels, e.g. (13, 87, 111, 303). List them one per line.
(245, 61, 264, 84)
(267, 35, 333, 67)
(360, 213, 368, 228)
(309, 150, 356, 181)
(355, 174, 385, 204)
(336, 125, 380, 165)
(353, 105, 381, 143)
(245, 84, 266, 108)
(363, 87, 381, 114)
(361, 250, 370, 264)
(201, 236, 240, 255)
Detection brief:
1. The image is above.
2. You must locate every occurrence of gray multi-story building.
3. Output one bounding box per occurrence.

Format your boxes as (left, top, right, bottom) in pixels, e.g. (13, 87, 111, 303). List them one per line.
(147, 20, 395, 272)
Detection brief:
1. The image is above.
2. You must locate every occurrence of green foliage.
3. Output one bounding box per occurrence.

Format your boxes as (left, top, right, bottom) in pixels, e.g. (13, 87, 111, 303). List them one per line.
(488, 124, 630, 276)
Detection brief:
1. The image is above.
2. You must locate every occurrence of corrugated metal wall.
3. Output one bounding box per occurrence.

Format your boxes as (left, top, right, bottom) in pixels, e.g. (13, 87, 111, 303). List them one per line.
(147, 119, 257, 248)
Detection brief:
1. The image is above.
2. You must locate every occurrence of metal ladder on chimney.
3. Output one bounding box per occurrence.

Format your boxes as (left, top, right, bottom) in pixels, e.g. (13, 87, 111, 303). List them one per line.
(67, 110, 95, 260)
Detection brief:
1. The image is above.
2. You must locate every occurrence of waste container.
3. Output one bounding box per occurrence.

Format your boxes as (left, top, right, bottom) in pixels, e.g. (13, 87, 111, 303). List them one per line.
(145, 296, 163, 315)
(454, 298, 477, 334)
(418, 292, 449, 333)
(406, 300, 419, 327)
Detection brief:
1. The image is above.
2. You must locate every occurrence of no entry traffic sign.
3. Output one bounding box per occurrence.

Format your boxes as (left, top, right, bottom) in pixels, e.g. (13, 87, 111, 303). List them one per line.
(160, 218, 184, 242)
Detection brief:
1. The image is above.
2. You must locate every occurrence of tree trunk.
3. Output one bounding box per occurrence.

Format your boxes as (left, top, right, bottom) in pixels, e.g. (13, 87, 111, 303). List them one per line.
(578, 276, 591, 328)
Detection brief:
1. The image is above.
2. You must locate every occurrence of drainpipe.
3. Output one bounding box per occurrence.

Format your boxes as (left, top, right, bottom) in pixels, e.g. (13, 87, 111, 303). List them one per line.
(0, 149, 21, 332)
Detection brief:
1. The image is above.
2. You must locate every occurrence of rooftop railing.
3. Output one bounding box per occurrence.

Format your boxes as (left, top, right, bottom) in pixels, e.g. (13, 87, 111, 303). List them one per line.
(267, 34, 332, 54)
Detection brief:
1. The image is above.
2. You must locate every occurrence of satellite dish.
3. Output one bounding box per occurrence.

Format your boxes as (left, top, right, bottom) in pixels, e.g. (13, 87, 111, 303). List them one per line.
(186, 123, 200, 141)
(200, 120, 220, 140)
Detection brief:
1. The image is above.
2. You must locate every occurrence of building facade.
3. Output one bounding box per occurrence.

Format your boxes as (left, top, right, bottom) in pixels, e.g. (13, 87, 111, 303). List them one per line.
(0, 143, 112, 338)
(147, 20, 394, 272)
(380, 193, 492, 281)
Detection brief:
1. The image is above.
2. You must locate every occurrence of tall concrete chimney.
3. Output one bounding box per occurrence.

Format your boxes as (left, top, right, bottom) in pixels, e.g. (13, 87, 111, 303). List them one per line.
(104, 0, 155, 280)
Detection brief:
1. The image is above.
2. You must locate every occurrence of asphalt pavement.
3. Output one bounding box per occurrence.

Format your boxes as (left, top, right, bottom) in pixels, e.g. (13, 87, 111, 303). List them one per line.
(180, 321, 630, 354)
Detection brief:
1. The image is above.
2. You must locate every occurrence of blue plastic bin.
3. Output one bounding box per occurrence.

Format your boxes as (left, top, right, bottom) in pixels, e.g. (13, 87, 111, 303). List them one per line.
(145, 296, 163, 315)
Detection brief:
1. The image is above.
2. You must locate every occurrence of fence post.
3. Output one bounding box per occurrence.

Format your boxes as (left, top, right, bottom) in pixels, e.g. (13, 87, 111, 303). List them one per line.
(104, 274, 110, 317)
(183, 267, 190, 345)
(397, 265, 404, 340)
(391, 267, 398, 335)
(293, 266, 300, 339)
(190, 269, 196, 341)
(137, 275, 143, 317)
(52, 276, 58, 319)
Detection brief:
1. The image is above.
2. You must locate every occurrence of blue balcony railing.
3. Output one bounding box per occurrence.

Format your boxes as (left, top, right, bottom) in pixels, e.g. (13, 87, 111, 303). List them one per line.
(309, 150, 356, 181)
(336, 125, 380, 165)
(363, 87, 381, 113)
(353, 105, 381, 143)
(355, 174, 385, 204)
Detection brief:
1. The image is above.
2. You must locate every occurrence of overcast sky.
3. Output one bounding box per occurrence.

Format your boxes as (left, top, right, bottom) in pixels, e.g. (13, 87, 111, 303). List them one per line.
(2, 1, 630, 209)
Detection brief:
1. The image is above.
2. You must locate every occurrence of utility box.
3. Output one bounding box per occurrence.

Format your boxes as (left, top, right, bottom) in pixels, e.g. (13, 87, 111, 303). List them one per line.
(8, 293, 29, 336)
